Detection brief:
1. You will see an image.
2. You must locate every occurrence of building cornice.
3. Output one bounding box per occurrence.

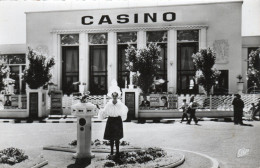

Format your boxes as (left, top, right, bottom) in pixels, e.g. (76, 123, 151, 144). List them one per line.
(51, 25, 208, 34)
(25, 1, 242, 14)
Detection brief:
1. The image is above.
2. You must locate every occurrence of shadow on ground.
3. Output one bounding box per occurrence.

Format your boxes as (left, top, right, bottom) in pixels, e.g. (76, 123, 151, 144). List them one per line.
(67, 158, 91, 168)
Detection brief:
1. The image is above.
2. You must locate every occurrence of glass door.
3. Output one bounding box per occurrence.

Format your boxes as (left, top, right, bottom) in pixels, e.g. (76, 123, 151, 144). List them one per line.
(62, 46, 79, 95)
(177, 43, 198, 94)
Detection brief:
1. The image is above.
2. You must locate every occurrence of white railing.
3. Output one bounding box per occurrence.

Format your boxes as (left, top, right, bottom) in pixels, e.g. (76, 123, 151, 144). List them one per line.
(48, 95, 122, 110)
(46, 93, 260, 112)
(178, 94, 260, 111)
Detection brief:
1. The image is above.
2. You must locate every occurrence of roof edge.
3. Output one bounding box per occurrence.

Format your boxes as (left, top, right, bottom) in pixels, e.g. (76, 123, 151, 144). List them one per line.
(25, 0, 243, 14)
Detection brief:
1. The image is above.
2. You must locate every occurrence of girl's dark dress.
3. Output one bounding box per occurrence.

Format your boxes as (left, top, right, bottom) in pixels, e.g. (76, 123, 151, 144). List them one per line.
(104, 116, 123, 140)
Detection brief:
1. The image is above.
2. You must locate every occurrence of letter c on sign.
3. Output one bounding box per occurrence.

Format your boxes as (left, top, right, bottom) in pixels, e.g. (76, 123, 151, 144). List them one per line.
(82, 16, 93, 25)
(163, 12, 176, 22)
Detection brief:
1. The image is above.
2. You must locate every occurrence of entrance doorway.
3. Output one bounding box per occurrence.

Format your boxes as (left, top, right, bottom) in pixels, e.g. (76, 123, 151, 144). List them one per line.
(177, 43, 198, 94)
(62, 46, 79, 95)
(29, 93, 38, 119)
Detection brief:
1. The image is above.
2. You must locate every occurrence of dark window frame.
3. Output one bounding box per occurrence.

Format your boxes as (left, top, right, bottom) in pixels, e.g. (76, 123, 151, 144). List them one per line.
(89, 45, 108, 95)
(177, 42, 198, 94)
(61, 46, 79, 95)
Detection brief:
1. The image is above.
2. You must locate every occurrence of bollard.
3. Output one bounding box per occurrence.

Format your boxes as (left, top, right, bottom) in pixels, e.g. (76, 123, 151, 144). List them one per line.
(71, 102, 97, 159)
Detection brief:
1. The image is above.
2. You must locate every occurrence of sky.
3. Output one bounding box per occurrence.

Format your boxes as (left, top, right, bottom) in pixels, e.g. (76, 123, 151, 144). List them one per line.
(0, 0, 259, 45)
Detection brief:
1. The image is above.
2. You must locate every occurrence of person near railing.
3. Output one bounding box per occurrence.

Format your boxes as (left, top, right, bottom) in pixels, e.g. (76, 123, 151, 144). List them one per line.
(187, 96, 200, 125)
(232, 94, 244, 125)
(180, 99, 189, 123)
(252, 99, 260, 120)
(140, 95, 150, 108)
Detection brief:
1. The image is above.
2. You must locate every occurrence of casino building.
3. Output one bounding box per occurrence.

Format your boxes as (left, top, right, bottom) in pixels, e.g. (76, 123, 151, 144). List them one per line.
(2, 0, 259, 96)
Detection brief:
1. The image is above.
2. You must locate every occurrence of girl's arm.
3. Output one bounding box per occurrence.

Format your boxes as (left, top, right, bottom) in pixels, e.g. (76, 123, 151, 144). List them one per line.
(98, 104, 109, 120)
(121, 104, 129, 121)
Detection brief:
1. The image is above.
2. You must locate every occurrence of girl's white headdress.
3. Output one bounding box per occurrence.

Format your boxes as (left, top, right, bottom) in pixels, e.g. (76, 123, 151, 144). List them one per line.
(107, 79, 122, 98)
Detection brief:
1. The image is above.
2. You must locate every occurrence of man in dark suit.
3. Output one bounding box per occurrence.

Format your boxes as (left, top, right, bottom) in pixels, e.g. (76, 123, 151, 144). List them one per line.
(232, 94, 244, 125)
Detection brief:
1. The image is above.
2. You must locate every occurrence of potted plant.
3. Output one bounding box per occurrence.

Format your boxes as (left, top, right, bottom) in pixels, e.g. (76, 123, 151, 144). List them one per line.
(23, 47, 55, 118)
(237, 74, 243, 83)
(236, 74, 244, 94)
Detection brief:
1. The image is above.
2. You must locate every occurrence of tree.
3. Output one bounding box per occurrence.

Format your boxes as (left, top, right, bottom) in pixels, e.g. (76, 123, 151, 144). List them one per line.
(247, 48, 260, 91)
(23, 47, 55, 89)
(192, 48, 220, 95)
(0, 61, 9, 90)
(125, 43, 162, 94)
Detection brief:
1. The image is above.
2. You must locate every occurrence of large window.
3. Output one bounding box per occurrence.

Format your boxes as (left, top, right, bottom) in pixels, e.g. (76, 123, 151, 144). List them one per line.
(117, 32, 137, 89)
(0, 54, 26, 94)
(214, 70, 229, 95)
(147, 31, 167, 92)
(177, 30, 199, 94)
(61, 34, 79, 95)
(89, 33, 108, 95)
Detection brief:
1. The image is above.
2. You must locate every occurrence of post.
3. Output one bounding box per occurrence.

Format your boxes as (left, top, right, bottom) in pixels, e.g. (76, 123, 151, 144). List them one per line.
(128, 71, 134, 89)
(209, 95, 212, 110)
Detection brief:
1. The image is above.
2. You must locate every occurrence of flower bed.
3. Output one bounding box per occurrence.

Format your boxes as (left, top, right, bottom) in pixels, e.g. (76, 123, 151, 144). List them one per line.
(69, 139, 130, 147)
(88, 147, 184, 168)
(0, 147, 28, 165)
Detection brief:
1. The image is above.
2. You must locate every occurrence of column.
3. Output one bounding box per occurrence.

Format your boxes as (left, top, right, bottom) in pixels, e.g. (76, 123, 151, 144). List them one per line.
(85, 33, 90, 91)
(79, 32, 87, 93)
(167, 29, 177, 93)
(137, 31, 146, 49)
(199, 28, 207, 49)
(107, 32, 117, 88)
(52, 33, 61, 89)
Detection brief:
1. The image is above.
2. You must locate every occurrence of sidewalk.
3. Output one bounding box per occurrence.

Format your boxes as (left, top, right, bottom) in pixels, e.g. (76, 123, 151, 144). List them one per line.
(0, 115, 259, 124)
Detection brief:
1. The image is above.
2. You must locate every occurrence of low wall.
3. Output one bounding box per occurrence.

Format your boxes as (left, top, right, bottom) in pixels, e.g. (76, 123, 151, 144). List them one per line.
(0, 109, 28, 118)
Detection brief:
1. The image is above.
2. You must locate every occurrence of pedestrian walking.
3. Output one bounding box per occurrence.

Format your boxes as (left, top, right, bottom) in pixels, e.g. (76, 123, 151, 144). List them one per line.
(98, 80, 128, 156)
(232, 94, 244, 125)
(180, 99, 189, 123)
(250, 103, 256, 120)
(252, 99, 260, 120)
(187, 96, 200, 125)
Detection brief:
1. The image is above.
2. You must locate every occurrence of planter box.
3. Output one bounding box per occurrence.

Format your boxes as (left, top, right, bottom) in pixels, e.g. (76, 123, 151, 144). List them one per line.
(0, 109, 27, 118)
(237, 82, 244, 94)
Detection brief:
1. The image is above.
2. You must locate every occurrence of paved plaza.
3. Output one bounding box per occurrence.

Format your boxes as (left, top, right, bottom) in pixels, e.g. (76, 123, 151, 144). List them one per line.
(0, 120, 259, 168)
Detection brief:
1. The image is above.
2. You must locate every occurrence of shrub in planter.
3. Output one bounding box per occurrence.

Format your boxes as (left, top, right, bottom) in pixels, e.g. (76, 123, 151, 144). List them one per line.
(0, 147, 28, 165)
(247, 48, 260, 89)
(0, 61, 9, 91)
(192, 48, 221, 95)
(23, 47, 55, 89)
(125, 43, 162, 94)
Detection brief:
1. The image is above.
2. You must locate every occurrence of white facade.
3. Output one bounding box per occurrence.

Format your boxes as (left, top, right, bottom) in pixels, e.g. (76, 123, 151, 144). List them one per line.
(26, 1, 243, 94)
